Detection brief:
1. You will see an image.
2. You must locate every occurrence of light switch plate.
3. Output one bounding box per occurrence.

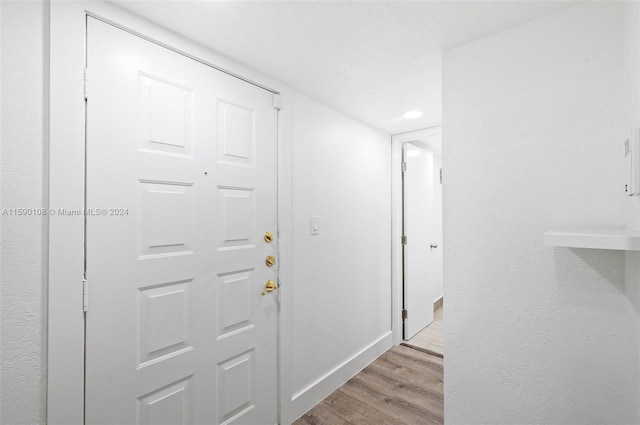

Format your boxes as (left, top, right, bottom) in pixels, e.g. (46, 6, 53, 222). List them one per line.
(310, 216, 319, 235)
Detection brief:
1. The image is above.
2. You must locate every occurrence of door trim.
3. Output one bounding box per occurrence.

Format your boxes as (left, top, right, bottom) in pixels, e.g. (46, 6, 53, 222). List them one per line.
(391, 127, 442, 346)
(48, 3, 294, 423)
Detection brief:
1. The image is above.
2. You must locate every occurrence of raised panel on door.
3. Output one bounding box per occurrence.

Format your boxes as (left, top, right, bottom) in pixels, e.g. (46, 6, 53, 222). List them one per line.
(85, 17, 278, 425)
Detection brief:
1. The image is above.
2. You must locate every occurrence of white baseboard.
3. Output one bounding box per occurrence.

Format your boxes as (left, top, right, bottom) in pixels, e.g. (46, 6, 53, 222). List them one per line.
(434, 295, 444, 311)
(289, 331, 393, 423)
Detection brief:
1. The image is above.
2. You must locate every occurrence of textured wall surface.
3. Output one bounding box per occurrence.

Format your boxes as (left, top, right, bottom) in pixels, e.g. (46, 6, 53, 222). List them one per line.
(625, 1, 640, 234)
(443, 2, 629, 423)
(291, 92, 391, 395)
(624, 3, 640, 423)
(1, 2, 48, 424)
(625, 251, 640, 424)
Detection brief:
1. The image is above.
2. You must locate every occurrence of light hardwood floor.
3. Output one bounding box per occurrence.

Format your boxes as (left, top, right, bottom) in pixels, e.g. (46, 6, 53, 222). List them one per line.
(293, 345, 444, 425)
(403, 305, 444, 357)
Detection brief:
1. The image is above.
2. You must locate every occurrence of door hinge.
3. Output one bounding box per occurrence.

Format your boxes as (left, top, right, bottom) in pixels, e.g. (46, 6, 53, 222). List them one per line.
(84, 67, 89, 100)
(82, 278, 89, 312)
(273, 93, 281, 111)
(402, 309, 408, 320)
(401, 235, 407, 245)
(440, 168, 443, 184)
(401, 162, 407, 172)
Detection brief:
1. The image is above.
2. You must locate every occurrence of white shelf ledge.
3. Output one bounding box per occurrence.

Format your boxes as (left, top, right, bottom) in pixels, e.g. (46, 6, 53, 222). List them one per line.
(544, 228, 640, 251)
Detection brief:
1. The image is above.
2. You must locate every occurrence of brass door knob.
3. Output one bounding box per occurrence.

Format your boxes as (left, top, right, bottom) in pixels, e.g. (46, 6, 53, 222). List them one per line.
(264, 231, 274, 243)
(261, 280, 277, 296)
(265, 255, 276, 267)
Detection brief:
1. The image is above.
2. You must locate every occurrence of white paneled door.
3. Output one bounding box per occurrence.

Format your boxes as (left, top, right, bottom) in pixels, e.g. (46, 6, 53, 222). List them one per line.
(403, 144, 435, 339)
(85, 18, 278, 425)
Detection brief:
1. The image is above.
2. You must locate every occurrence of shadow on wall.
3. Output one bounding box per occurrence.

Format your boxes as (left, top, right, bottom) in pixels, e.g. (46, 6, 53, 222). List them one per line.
(551, 247, 625, 301)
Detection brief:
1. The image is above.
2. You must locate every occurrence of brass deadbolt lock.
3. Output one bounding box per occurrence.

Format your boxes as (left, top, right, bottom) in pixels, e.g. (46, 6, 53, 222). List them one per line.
(264, 231, 274, 243)
(265, 255, 276, 267)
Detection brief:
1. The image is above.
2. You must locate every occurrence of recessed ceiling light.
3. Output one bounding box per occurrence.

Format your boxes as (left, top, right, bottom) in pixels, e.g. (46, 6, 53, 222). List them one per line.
(403, 110, 423, 119)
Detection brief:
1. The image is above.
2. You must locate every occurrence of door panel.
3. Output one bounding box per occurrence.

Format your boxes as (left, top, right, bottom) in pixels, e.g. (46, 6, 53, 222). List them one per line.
(403, 143, 435, 339)
(85, 18, 278, 425)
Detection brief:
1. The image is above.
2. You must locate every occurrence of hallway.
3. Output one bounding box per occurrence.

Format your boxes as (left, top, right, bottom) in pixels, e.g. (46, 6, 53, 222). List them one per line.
(3, 2, 637, 424)
(294, 346, 444, 425)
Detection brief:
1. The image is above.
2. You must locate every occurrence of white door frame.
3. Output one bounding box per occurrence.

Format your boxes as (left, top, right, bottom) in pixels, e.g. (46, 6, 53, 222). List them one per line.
(391, 126, 442, 346)
(47, 3, 295, 423)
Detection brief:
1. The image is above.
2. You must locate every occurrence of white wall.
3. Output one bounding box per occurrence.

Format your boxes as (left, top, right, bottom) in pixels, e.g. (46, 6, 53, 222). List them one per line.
(624, 2, 640, 423)
(1, 2, 48, 424)
(625, 1, 640, 234)
(0, 2, 3, 419)
(443, 2, 629, 423)
(290, 92, 392, 414)
(624, 250, 640, 424)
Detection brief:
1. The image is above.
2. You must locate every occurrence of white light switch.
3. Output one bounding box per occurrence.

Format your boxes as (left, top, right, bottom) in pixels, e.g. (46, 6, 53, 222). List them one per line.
(310, 216, 320, 235)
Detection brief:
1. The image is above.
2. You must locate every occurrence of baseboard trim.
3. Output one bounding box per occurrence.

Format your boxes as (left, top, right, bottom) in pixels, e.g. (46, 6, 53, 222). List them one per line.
(434, 296, 444, 311)
(290, 331, 393, 422)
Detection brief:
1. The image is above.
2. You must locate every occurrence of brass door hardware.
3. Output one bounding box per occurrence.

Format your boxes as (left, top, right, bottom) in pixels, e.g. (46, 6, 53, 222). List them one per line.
(264, 231, 274, 243)
(265, 255, 276, 267)
(261, 280, 277, 296)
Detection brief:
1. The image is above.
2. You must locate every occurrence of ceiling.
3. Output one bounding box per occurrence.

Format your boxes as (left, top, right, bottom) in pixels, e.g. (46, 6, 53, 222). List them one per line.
(113, 0, 578, 135)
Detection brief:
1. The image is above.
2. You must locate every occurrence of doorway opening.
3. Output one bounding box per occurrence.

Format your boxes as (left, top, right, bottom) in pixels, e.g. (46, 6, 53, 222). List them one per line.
(392, 127, 444, 357)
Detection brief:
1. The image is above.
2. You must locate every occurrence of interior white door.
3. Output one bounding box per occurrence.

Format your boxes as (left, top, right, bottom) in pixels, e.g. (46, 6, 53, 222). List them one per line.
(85, 18, 278, 425)
(403, 143, 435, 339)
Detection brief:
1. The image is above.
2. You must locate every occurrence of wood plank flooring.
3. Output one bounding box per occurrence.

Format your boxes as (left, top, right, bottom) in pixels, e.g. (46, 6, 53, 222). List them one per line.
(403, 305, 444, 357)
(293, 345, 444, 425)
